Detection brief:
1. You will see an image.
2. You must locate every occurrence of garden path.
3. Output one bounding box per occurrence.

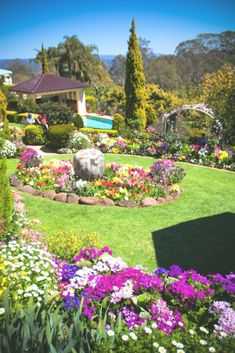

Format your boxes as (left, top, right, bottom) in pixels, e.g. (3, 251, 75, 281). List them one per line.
(27, 145, 58, 156)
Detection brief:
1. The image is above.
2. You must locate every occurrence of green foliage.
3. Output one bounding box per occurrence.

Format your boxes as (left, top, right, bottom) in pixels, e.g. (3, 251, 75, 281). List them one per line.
(41, 43, 49, 74)
(86, 95, 97, 112)
(23, 125, 46, 145)
(73, 113, 84, 129)
(6, 110, 18, 123)
(43, 230, 101, 260)
(113, 114, 126, 133)
(125, 19, 146, 131)
(0, 159, 13, 238)
(145, 104, 157, 126)
(38, 101, 74, 125)
(17, 99, 38, 114)
(80, 127, 118, 136)
(47, 124, 76, 148)
(0, 90, 10, 139)
(200, 64, 235, 138)
(7, 60, 34, 84)
(17, 100, 74, 125)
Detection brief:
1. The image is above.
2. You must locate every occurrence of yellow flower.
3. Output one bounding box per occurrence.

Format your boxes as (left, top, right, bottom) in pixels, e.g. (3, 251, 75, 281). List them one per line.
(170, 184, 180, 193)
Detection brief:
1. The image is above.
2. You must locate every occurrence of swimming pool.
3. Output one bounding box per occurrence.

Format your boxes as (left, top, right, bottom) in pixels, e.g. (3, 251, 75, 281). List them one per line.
(82, 114, 113, 130)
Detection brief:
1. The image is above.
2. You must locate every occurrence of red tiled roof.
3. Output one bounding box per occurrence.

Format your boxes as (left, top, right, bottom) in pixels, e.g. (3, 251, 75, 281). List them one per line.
(11, 74, 89, 94)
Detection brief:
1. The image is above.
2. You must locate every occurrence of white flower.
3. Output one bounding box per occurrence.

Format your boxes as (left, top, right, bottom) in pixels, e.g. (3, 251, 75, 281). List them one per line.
(200, 326, 209, 334)
(158, 346, 166, 353)
(177, 350, 185, 353)
(166, 320, 172, 326)
(220, 332, 227, 338)
(122, 335, 129, 341)
(172, 340, 178, 346)
(144, 327, 152, 334)
(129, 332, 137, 340)
(153, 342, 159, 348)
(189, 329, 195, 335)
(199, 339, 207, 346)
(209, 347, 216, 352)
(107, 329, 115, 337)
(0, 308, 5, 315)
(151, 322, 157, 329)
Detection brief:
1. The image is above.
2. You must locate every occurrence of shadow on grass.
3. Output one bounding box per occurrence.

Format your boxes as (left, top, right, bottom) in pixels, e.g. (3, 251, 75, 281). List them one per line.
(152, 213, 235, 275)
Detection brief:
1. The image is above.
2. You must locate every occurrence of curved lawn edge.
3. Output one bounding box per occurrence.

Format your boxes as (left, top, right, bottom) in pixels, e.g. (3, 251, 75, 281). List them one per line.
(12, 154, 235, 273)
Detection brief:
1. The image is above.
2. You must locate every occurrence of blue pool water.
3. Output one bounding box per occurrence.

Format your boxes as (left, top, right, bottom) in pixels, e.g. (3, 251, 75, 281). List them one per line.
(82, 115, 113, 130)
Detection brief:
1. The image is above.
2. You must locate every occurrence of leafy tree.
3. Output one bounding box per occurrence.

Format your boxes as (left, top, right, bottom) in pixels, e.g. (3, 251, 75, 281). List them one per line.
(109, 55, 126, 86)
(125, 19, 146, 131)
(199, 64, 235, 138)
(7, 61, 34, 83)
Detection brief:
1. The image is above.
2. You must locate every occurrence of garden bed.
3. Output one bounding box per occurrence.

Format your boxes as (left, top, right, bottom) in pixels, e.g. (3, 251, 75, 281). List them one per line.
(10, 148, 185, 208)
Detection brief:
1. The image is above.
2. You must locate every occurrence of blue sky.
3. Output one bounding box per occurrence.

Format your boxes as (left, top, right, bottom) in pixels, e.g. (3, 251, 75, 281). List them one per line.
(1, 0, 235, 58)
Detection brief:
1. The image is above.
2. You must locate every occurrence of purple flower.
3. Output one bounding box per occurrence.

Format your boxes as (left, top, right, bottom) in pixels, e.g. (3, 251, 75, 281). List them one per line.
(169, 265, 183, 277)
(154, 267, 169, 275)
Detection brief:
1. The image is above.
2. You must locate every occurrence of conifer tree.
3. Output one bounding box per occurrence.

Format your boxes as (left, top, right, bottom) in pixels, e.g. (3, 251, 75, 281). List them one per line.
(125, 19, 146, 131)
(41, 44, 49, 74)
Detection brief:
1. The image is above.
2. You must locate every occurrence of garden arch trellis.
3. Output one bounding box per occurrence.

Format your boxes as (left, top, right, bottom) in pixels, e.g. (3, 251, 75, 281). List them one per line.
(162, 103, 216, 134)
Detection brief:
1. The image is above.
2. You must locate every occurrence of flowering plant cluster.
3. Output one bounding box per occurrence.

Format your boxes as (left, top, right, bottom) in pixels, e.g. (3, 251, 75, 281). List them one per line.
(90, 163, 168, 202)
(0, 139, 17, 158)
(17, 156, 74, 191)
(86, 132, 235, 171)
(55, 246, 235, 341)
(0, 240, 58, 306)
(58, 131, 91, 153)
(150, 160, 185, 186)
(16, 149, 184, 203)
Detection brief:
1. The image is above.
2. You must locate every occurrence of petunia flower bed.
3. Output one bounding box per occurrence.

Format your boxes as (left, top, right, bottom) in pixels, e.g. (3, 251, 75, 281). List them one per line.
(13, 149, 185, 206)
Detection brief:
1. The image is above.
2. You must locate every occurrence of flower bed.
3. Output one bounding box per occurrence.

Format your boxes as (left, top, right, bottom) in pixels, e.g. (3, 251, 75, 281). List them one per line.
(0, 193, 235, 352)
(12, 149, 185, 207)
(1, 241, 235, 352)
(89, 133, 235, 172)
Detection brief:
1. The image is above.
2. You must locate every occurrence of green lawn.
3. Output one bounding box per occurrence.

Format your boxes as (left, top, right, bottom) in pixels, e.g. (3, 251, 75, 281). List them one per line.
(7, 155, 235, 274)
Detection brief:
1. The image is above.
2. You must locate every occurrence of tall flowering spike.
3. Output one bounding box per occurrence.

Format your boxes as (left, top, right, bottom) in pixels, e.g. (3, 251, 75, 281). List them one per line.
(125, 19, 146, 131)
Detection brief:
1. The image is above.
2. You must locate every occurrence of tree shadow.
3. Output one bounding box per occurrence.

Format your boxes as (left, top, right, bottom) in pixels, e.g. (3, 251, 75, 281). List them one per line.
(152, 213, 235, 275)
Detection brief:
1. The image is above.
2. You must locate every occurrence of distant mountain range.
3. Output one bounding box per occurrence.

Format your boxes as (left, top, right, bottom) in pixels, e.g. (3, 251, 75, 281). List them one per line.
(0, 55, 115, 72)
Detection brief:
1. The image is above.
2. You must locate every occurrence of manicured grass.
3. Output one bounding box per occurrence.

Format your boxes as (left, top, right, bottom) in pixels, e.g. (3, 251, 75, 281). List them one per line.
(7, 155, 235, 273)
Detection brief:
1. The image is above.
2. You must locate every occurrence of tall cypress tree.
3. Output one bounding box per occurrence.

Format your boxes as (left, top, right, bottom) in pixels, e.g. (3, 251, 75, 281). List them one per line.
(125, 19, 146, 131)
(41, 44, 49, 74)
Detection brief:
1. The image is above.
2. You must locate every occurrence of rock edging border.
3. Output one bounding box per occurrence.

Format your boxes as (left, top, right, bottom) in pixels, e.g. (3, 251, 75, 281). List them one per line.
(10, 174, 181, 208)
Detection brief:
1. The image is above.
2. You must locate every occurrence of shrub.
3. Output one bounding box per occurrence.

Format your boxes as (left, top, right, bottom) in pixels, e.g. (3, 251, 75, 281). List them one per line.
(73, 113, 84, 129)
(113, 113, 126, 133)
(47, 124, 76, 148)
(43, 230, 101, 260)
(17, 99, 38, 114)
(6, 110, 18, 123)
(86, 95, 97, 112)
(38, 101, 74, 125)
(80, 127, 118, 136)
(23, 125, 46, 145)
(0, 159, 13, 237)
